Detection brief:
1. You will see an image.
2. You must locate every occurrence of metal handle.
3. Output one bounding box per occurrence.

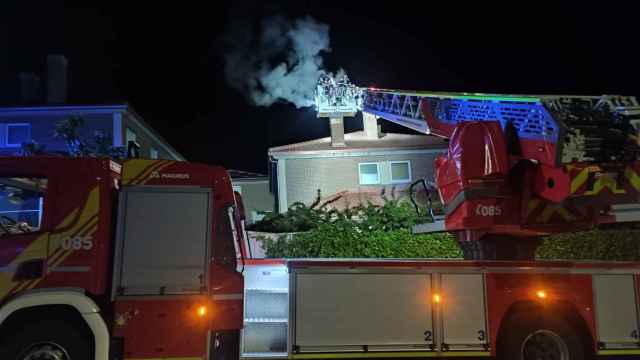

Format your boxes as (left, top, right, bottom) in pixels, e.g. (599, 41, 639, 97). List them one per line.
(409, 178, 435, 222)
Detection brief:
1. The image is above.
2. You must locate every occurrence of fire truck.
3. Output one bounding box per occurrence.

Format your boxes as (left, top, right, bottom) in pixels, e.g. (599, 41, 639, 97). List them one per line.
(1, 88, 640, 360)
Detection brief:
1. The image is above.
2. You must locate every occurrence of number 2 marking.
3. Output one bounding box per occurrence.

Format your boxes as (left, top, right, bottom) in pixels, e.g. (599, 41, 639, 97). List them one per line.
(424, 330, 433, 342)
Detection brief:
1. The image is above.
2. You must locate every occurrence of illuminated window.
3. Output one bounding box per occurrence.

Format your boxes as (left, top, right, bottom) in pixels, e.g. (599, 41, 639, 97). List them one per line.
(359, 163, 380, 185)
(390, 161, 412, 183)
(6, 124, 31, 147)
(150, 148, 159, 159)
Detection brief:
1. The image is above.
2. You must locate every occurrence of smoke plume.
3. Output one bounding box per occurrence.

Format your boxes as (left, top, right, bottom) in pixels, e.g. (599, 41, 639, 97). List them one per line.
(223, 15, 332, 108)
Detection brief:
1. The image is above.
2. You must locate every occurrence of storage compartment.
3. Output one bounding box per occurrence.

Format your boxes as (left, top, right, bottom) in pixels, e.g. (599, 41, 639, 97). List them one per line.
(440, 273, 488, 350)
(293, 272, 433, 351)
(241, 263, 289, 359)
(113, 187, 212, 296)
(593, 274, 640, 347)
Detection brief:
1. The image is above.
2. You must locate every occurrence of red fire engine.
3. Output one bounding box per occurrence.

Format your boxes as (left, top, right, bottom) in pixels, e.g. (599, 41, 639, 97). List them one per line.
(1, 89, 640, 360)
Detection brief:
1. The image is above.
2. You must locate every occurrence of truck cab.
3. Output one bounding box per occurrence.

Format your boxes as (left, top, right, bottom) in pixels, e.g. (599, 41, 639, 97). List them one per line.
(0, 157, 245, 360)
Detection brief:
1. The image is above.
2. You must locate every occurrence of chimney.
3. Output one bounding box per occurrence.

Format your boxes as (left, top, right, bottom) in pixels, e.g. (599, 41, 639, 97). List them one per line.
(329, 117, 346, 147)
(363, 112, 381, 139)
(18, 72, 42, 104)
(47, 54, 68, 104)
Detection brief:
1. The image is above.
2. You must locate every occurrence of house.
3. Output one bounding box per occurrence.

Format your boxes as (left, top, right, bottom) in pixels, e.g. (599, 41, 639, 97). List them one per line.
(229, 169, 274, 225)
(268, 113, 449, 212)
(0, 54, 184, 160)
(0, 104, 184, 160)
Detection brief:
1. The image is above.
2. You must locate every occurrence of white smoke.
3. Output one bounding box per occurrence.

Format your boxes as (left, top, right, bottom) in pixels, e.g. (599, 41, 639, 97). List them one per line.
(224, 15, 333, 108)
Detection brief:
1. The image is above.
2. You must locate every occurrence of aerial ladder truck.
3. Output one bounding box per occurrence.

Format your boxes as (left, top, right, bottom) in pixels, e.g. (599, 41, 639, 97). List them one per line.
(2, 79, 640, 360)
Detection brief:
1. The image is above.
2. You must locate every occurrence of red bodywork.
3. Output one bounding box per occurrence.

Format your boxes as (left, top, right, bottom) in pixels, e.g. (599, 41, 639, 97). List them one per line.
(0, 157, 244, 359)
(430, 117, 640, 237)
(287, 259, 640, 356)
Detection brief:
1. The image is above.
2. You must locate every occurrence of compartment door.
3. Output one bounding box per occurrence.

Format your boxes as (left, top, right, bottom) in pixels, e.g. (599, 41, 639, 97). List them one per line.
(113, 187, 211, 296)
(440, 274, 488, 350)
(294, 273, 433, 352)
(593, 274, 640, 347)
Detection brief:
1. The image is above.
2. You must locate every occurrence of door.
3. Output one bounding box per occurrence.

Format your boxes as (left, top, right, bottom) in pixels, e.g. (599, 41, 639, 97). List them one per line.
(593, 274, 640, 347)
(294, 272, 434, 352)
(440, 273, 488, 350)
(114, 187, 212, 295)
(0, 176, 49, 299)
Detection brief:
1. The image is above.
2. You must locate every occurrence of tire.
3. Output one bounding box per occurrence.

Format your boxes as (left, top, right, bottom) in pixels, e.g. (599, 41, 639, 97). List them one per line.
(498, 313, 587, 360)
(0, 319, 91, 360)
(210, 330, 240, 360)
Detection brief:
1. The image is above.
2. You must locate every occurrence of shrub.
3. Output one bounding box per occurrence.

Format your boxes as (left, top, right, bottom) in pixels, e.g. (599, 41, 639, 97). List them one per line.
(537, 228, 640, 261)
(262, 219, 462, 258)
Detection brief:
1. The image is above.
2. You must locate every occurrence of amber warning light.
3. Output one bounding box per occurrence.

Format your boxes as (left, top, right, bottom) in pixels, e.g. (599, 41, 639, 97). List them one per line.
(433, 294, 441, 304)
(536, 290, 547, 299)
(197, 305, 207, 317)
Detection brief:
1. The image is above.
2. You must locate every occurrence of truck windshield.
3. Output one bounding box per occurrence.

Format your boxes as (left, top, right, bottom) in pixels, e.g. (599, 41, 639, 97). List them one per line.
(0, 177, 47, 235)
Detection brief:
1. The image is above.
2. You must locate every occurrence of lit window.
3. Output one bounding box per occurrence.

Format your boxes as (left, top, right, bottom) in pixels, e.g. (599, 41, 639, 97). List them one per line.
(6, 124, 31, 147)
(390, 161, 412, 183)
(359, 163, 380, 185)
(150, 148, 159, 159)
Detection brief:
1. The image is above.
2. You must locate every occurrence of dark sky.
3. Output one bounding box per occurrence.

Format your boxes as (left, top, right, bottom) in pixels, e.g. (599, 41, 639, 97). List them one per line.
(1, 1, 639, 173)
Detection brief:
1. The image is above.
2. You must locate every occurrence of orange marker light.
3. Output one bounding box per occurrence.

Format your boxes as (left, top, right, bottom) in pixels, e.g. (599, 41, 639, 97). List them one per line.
(536, 290, 547, 299)
(433, 294, 441, 304)
(197, 305, 207, 317)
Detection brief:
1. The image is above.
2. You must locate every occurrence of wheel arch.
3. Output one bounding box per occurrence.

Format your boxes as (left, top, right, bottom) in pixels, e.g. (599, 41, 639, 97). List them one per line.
(496, 299, 595, 356)
(0, 288, 109, 360)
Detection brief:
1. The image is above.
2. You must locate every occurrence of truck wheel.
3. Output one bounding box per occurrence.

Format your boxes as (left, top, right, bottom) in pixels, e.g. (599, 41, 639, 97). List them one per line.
(0, 319, 91, 360)
(499, 314, 586, 360)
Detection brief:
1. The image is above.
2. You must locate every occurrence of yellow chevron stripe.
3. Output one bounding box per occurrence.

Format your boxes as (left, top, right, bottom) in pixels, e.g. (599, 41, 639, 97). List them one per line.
(0, 186, 100, 298)
(585, 174, 626, 195)
(625, 166, 640, 192)
(123, 160, 170, 185)
(133, 161, 173, 185)
(26, 225, 99, 292)
(555, 206, 576, 222)
(47, 217, 98, 271)
(526, 198, 542, 217)
(570, 167, 589, 194)
(538, 204, 557, 223)
(56, 208, 80, 230)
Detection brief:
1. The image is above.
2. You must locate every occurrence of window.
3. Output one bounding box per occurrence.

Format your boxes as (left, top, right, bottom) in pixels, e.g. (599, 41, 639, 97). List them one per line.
(150, 148, 159, 159)
(6, 124, 31, 147)
(0, 177, 47, 235)
(359, 163, 380, 185)
(390, 161, 412, 183)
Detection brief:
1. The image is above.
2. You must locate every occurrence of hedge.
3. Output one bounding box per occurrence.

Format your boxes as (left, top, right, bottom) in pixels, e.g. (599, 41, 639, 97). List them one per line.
(537, 229, 640, 261)
(253, 196, 640, 261)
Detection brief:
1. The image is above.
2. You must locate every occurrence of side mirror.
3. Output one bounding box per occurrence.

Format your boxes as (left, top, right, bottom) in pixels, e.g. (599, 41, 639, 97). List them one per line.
(234, 191, 246, 221)
(127, 140, 141, 158)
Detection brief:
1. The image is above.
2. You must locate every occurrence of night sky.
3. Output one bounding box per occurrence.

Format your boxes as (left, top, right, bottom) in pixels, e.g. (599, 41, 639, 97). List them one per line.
(1, 1, 639, 173)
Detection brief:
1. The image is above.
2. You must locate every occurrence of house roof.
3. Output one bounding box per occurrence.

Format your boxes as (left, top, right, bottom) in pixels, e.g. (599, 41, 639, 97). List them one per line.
(228, 169, 267, 180)
(269, 131, 447, 158)
(0, 103, 186, 161)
